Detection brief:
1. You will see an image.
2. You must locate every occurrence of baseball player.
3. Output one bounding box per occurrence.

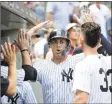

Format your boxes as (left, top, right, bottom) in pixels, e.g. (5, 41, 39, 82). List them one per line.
(15, 26, 84, 103)
(1, 42, 16, 97)
(1, 65, 37, 104)
(1, 42, 37, 104)
(72, 22, 111, 103)
(1, 81, 37, 104)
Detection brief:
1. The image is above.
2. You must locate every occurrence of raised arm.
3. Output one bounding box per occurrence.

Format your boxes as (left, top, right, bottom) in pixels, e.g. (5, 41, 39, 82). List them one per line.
(16, 29, 37, 81)
(74, 13, 112, 55)
(17, 29, 32, 66)
(16, 20, 50, 81)
(27, 20, 50, 37)
(1, 42, 16, 96)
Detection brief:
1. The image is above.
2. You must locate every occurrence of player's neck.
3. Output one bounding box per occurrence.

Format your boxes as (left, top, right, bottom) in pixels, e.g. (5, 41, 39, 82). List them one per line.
(71, 40, 77, 48)
(52, 56, 68, 64)
(83, 46, 98, 56)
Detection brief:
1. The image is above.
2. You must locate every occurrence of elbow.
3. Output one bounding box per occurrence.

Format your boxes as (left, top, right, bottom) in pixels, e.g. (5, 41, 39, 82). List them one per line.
(6, 88, 16, 96)
(6, 79, 16, 96)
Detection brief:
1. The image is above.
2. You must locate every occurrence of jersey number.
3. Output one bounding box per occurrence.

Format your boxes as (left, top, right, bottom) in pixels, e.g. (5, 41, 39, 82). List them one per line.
(99, 68, 112, 92)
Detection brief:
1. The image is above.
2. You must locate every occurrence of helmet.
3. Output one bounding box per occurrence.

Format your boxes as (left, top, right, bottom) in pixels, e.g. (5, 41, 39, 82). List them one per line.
(48, 29, 70, 45)
(48, 29, 70, 56)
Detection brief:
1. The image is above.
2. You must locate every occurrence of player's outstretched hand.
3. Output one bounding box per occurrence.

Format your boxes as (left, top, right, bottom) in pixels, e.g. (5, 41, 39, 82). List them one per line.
(82, 13, 94, 23)
(15, 29, 30, 51)
(1, 42, 16, 65)
(27, 20, 50, 37)
(73, 13, 94, 25)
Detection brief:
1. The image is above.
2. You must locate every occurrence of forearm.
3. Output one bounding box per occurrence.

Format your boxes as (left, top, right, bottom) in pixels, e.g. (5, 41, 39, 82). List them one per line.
(21, 51, 32, 66)
(46, 12, 53, 21)
(27, 24, 44, 37)
(73, 96, 87, 104)
(27, 27, 38, 37)
(27, 21, 50, 37)
(7, 63, 16, 96)
(72, 90, 88, 104)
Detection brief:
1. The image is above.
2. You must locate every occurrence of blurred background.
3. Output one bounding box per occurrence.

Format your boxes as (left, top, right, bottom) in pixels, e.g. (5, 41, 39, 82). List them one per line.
(1, 1, 111, 103)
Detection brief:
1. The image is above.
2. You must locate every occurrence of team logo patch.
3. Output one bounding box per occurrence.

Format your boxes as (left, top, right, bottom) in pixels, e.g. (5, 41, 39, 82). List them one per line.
(7, 93, 20, 104)
(61, 68, 73, 82)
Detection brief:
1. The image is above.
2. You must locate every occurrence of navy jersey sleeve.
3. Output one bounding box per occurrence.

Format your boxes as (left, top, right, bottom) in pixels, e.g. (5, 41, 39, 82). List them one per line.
(100, 34, 112, 55)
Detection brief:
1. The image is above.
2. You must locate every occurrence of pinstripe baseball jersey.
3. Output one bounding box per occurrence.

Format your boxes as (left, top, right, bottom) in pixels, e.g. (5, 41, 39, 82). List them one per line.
(33, 53, 84, 103)
(1, 81, 37, 104)
(1, 66, 25, 86)
(72, 54, 111, 103)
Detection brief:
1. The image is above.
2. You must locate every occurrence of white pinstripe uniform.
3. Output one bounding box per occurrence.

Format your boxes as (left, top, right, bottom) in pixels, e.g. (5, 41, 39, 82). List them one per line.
(1, 66, 37, 104)
(33, 53, 84, 103)
(72, 54, 111, 103)
(1, 66, 25, 86)
(1, 81, 37, 104)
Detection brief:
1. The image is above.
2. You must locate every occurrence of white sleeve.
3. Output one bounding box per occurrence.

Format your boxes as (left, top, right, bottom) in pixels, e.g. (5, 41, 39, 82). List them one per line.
(103, 5, 111, 21)
(34, 44, 44, 58)
(38, 44, 44, 55)
(1, 66, 25, 86)
(46, 2, 54, 13)
(72, 63, 91, 94)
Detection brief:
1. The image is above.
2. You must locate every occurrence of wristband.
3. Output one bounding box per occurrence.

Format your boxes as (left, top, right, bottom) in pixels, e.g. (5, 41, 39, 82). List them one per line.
(21, 49, 28, 53)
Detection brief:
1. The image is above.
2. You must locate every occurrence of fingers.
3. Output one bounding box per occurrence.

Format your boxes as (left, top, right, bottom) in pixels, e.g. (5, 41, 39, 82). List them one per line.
(1, 41, 16, 64)
(18, 29, 21, 42)
(85, 14, 89, 22)
(25, 33, 28, 40)
(7, 42, 12, 53)
(20, 29, 23, 39)
(17, 29, 29, 50)
(1, 42, 13, 57)
(18, 29, 26, 41)
(82, 13, 94, 23)
(73, 14, 81, 24)
(1, 45, 6, 56)
(27, 20, 50, 37)
(22, 29, 26, 39)
(12, 44, 16, 53)
(42, 20, 50, 25)
(38, 20, 50, 28)
(7, 36, 11, 43)
(13, 39, 18, 45)
(4, 42, 9, 55)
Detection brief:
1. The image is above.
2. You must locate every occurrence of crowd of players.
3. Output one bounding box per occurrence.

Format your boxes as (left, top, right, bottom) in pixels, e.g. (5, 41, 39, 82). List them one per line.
(1, 1, 112, 104)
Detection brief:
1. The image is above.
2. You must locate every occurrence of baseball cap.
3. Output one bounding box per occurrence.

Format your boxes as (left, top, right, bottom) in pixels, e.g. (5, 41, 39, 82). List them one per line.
(66, 23, 80, 31)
